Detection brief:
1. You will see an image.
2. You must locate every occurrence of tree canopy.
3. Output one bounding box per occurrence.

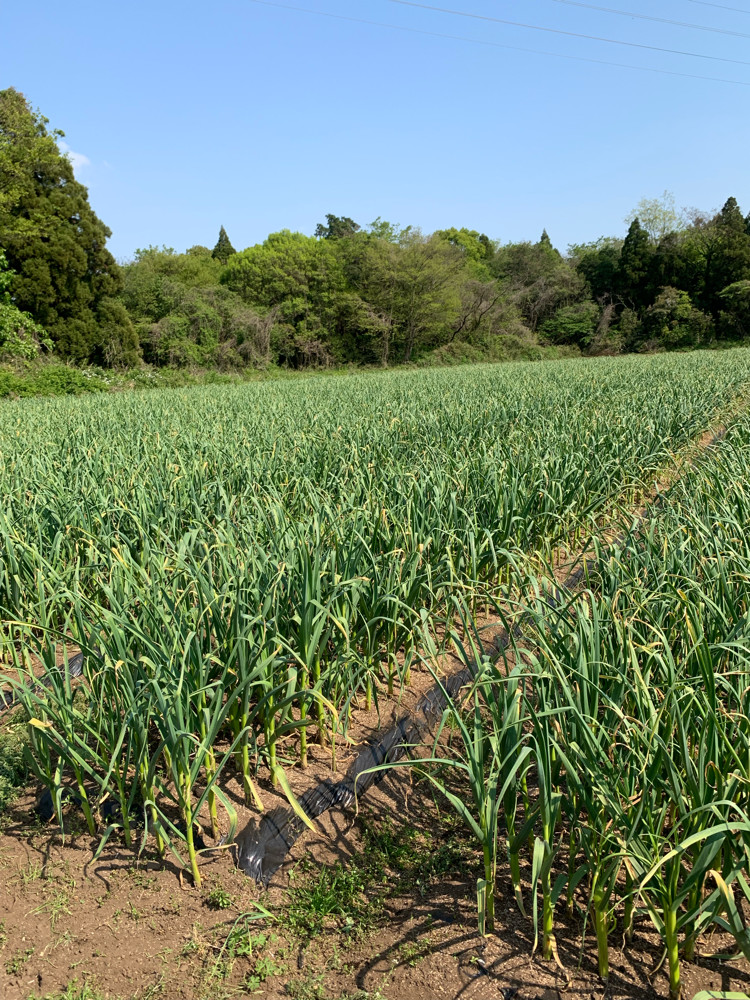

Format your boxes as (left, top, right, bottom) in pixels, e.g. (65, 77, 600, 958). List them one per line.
(0, 87, 137, 364)
(3, 88, 750, 373)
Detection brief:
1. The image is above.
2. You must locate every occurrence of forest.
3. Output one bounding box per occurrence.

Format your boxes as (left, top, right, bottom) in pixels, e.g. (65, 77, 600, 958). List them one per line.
(3, 85, 750, 372)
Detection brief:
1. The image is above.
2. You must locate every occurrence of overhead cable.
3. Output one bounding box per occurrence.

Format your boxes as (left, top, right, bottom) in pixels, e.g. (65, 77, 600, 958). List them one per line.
(384, 0, 750, 67)
(248, 0, 750, 87)
(685, 0, 750, 13)
(546, 0, 750, 38)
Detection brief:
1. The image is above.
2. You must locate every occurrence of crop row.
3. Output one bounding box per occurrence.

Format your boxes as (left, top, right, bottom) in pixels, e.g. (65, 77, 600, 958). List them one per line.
(1, 352, 750, 903)
(420, 399, 750, 997)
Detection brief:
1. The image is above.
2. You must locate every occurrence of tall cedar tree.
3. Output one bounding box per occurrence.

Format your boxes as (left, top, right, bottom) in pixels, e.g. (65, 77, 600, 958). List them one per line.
(617, 218, 653, 310)
(314, 214, 361, 240)
(703, 199, 750, 317)
(0, 88, 138, 363)
(211, 225, 236, 263)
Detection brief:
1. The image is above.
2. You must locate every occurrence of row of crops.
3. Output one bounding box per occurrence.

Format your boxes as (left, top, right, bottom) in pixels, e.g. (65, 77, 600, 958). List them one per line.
(1, 352, 750, 990)
(421, 402, 750, 998)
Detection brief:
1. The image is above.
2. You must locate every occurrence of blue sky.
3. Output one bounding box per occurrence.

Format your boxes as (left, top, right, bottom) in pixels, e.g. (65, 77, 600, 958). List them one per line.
(4, 0, 749, 259)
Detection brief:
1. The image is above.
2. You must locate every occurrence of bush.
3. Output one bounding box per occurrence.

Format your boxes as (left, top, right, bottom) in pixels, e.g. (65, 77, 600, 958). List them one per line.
(540, 301, 599, 347)
(639, 287, 713, 350)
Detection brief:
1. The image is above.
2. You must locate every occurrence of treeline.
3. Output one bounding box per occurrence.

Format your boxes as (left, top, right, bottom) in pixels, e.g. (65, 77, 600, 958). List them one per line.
(2, 87, 750, 371)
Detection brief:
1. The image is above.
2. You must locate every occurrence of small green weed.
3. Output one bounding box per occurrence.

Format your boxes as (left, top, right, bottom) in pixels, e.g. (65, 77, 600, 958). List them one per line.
(0, 725, 30, 819)
(30, 885, 72, 929)
(25, 982, 110, 1000)
(287, 860, 376, 938)
(397, 937, 433, 968)
(285, 975, 327, 999)
(284, 978, 388, 1000)
(5, 945, 33, 975)
(204, 887, 233, 910)
(16, 859, 43, 886)
(207, 911, 283, 988)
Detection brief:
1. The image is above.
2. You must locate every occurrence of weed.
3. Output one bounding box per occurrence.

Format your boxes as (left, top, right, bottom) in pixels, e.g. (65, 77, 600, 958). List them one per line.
(205, 908, 281, 989)
(5, 945, 33, 975)
(359, 813, 472, 898)
(30, 887, 72, 929)
(204, 887, 233, 910)
(287, 860, 377, 938)
(339, 992, 389, 1000)
(360, 816, 419, 874)
(397, 937, 432, 968)
(285, 974, 327, 999)
(25, 982, 110, 1000)
(16, 859, 43, 886)
(0, 725, 30, 819)
(127, 867, 158, 892)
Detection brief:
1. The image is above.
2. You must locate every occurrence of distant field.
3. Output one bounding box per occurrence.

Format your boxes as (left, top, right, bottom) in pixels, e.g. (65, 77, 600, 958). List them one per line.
(3, 349, 750, 999)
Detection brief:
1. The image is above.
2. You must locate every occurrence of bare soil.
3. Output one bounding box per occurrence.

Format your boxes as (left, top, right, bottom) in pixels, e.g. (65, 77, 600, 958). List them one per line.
(1, 682, 750, 1000)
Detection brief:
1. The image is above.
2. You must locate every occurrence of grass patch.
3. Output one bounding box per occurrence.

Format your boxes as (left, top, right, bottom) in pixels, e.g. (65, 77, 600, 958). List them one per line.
(26, 984, 113, 1000)
(287, 859, 378, 939)
(0, 724, 30, 820)
(283, 812, 474, 943)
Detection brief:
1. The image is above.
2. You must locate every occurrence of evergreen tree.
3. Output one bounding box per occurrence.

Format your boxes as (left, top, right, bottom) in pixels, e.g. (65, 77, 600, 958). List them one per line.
(718, 196, 745, 232)
(0, 249, 51, 359)
(699, 197, 750, 316)
(617, 218, 653, 309)
(0, 88, 137, 362)
(314, 214, 361, 240)
(211, 225, 236, 263)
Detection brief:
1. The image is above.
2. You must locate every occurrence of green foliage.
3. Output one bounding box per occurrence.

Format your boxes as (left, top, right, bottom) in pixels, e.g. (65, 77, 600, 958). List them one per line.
(540, 301, 599, 346)
(122, 246, 270, 367)
(0, 89, 129, 362)
(2, 352, 750, 990)
(211, 225, 236, 263)
(221, 230, 347, 366)
(0, 351, 748, 892)
(625, 190, 686, 242)
(617, 218, 652, 308)
(0, 363, 110, 398)
(569, 237, 622, 303)
(205, 887, 234, 910)
(492, 234, 584, 331)
(719, 280, 750, 339)
(639, 286, 712, 350)
(0, 249, 51, 360)
(314, 214, 361, 240)
(4, 94, 750, 371)
(287, 859, 376, 937)
(0, 361, 262, 399)
(433, 227, 495, 271)
(0, 725, 29, 817)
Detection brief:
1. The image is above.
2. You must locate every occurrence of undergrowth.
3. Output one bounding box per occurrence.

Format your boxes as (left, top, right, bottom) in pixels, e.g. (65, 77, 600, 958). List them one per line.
(0, 724, 30, 820)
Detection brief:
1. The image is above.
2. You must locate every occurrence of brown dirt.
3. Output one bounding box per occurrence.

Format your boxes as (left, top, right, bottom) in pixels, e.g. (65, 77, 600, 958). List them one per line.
(2, 763, 750, 1000)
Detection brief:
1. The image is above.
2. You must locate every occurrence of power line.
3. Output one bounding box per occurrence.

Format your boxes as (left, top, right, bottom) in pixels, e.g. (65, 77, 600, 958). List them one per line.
(247, 0, 750, 87)
(546, 0, 750, 38)
(685, 0, 750, 13)
(384, 0, 750, 67)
